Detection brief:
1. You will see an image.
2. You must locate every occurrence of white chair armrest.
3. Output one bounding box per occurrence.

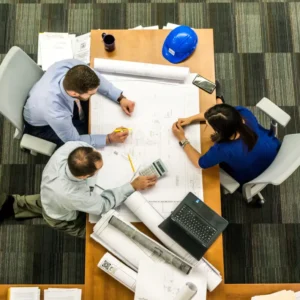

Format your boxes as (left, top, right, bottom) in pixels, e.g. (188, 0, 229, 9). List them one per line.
(219, 168, 240, 194)
(21, 134, 56, 156)
(256, 97, 290, 127)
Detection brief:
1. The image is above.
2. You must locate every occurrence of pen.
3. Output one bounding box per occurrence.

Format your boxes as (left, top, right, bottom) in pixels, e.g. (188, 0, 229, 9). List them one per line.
(114, 128, 132, 133)
(130, 166, 140, 182)
(128, 154, 135, 173)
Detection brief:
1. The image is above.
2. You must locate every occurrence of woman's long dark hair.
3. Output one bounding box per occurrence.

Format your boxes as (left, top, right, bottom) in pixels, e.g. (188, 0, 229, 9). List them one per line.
(204, 104, 258, 151)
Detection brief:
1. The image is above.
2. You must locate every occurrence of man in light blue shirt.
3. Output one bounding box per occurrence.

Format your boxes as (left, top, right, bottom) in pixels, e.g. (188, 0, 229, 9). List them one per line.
(0, 141, 157, 238)
(23, 59, 135, 148)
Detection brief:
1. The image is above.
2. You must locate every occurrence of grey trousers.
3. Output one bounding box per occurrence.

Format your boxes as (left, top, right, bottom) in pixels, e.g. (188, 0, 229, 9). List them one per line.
(13, 194, 86, 239)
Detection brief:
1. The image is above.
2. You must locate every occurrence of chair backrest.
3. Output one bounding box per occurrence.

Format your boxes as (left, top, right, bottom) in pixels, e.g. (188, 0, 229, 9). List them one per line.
(0, 46, 43, 132)
(244, 134, 300, 187)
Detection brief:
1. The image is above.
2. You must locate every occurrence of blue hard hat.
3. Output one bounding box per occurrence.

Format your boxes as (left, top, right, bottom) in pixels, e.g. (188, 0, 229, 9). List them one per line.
(162, 25, 198, 64)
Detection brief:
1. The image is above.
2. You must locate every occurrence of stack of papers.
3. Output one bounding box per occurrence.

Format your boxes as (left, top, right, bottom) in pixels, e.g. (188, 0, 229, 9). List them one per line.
(162, 23, 195, 30)
(38, 32, 91, 70)
(8, 287, 40, 300)
(44, 288, 82, 300)
(163, 22, 180, 30)
(252, 290, 300, 300)
(130, 25, 159, 30)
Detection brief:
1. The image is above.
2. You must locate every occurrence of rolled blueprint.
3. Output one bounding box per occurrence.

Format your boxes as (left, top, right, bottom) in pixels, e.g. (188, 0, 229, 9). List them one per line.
(98, 253, 137, 292)
(174, 282, 198, 300)
(92, 210, 192, 275)
(94, 58, 190, 82)
(109, 215, 192, 274)
(125, 192, 222, 292)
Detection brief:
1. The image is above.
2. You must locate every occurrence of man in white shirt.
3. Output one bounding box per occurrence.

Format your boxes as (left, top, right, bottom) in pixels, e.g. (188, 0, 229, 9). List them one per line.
(0, 142, 157, 238)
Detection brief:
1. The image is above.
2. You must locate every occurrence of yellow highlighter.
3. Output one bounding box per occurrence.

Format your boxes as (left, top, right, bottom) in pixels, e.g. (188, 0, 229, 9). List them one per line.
(127, 154, 135, 172)
(114, 128, 132, 133)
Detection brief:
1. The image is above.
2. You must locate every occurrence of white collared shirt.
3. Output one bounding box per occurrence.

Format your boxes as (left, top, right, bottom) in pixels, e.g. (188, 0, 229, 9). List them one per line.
(41, 141, 134, 221)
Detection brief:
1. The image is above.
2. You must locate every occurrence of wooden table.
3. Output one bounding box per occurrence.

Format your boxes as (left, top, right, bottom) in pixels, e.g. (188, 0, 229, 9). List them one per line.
(85, 29, 223, 300)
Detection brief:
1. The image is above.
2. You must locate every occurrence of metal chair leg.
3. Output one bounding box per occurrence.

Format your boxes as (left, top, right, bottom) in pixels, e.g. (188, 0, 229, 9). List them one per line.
(256, 192, 265, 206)
(30, 150, 37, 156)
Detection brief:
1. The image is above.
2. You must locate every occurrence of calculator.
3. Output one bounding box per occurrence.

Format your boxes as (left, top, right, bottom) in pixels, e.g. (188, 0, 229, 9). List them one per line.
(139, 159, 168, 178)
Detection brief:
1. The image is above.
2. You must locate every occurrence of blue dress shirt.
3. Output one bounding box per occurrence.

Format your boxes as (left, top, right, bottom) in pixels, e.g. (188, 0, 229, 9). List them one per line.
(199, 106, 281, 185)
(23, 59, 123, 148)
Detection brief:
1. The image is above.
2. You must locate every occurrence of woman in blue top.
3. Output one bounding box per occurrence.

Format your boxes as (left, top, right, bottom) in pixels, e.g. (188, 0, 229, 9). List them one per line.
(172, 96, 280, 201)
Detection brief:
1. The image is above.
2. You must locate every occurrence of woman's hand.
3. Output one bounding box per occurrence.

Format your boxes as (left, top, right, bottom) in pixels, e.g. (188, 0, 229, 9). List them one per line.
(172, 122, 186, 141)
(177, 117, 193, 127)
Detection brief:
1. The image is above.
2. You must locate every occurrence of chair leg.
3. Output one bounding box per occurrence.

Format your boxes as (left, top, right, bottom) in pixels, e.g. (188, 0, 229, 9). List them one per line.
(20, 146, 30, 153)
(255, 192, 265, 206)
(270, 120, 278, 138)
(222, 187, 230, 195)
(30, 150, 38, 156)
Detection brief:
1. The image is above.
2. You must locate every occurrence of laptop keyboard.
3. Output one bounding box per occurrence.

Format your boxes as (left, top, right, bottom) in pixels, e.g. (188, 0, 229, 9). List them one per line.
(171, 204, 217, 246)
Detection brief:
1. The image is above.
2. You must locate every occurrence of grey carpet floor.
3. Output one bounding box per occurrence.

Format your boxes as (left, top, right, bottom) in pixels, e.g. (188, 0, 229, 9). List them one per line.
(0, 0, 300, 284)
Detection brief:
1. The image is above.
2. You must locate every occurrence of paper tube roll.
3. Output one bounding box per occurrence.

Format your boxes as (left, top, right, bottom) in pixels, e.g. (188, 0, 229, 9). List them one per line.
(94, 58, 190, 82)
(98, 253, 137, 292)
(174, 282, 198, 300)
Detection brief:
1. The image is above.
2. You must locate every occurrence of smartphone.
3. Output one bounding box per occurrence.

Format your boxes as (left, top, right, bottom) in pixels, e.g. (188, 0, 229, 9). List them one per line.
(192, 74, 216, 94)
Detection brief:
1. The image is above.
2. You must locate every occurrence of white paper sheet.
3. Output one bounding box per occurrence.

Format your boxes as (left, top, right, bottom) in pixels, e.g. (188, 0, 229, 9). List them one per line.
(130, 25, 143, 30)
(40, 33, 74, 70)
(95, 149, 139, 190)
(44, 288, 81, 300)
(8, 287, 40, 300)
(251, 290, 296, 300)
(94, 58, 190, 82)
(72, 32, 91, 64)
(164, 23, 195, 30)
(130, 25, 159, 30)
(143, 25, 159, 29)
(38, 32, 70, 66)
(91, 78, 202, 220)
(98, 252, 137, 292)
(134, 261, 206, 300)
(165, 22, 180, 30)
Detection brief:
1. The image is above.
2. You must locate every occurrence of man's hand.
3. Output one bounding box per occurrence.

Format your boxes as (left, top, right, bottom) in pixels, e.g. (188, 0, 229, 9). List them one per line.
(107, 127, 129, 144)
(177, 117, 193, 127)
(119, 97, 135, 116)
(172, 122, 186, 141)
(131, 175, 157, 191)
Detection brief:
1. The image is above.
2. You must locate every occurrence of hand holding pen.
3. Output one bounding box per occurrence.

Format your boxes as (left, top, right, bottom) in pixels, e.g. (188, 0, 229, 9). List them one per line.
(107, 127, 131, 144)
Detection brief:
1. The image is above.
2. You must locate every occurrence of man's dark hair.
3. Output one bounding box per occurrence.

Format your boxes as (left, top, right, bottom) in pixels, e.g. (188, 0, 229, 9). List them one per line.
(63, 65, 100, 94)
(68, 146, 102, 177)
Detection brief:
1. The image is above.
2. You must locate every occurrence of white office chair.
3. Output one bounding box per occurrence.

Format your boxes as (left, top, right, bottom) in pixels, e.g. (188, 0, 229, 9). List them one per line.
(220, 97, 300, 204)
(0, 46, 56, 156)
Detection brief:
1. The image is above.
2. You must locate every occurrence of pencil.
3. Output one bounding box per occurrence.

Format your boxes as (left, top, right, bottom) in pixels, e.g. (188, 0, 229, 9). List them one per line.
(114, 128, 132, 133)
(127, 154, 135, 172)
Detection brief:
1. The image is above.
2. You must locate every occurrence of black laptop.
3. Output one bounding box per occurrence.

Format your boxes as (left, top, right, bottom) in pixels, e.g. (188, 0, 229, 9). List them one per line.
(159, 192, 228, 260)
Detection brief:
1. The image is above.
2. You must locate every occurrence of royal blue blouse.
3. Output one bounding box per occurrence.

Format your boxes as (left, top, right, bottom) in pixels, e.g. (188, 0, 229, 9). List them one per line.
(199, 106, 280, 185)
